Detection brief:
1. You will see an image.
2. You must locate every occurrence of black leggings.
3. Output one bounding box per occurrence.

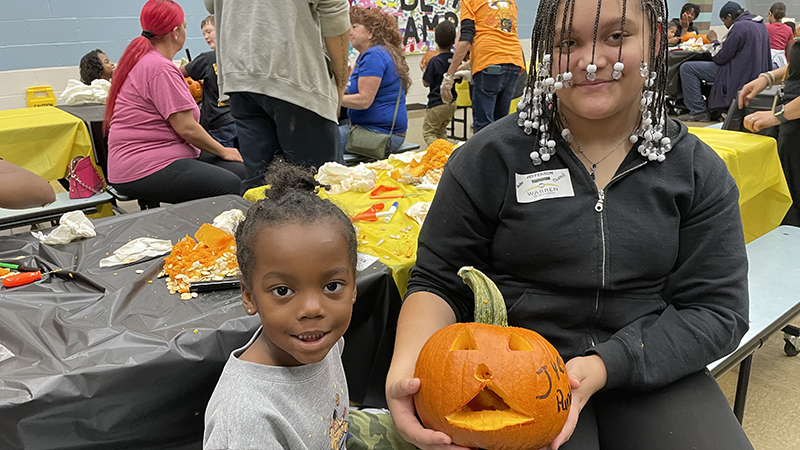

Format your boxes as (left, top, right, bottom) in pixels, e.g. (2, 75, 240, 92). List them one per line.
(113, 152, 244, 204)
(562, 371, 753, 450)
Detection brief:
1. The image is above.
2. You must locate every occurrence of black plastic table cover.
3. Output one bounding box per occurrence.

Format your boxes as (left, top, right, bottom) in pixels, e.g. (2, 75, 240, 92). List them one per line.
(666, 49, 713, 96)
(0, 195, 400, 450)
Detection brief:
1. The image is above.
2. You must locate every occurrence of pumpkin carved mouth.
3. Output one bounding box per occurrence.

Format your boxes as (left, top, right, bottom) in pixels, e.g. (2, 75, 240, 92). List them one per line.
(445, 364, 534, 430)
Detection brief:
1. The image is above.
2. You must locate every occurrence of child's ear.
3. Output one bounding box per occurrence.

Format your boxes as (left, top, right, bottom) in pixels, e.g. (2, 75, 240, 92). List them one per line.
(241, 288, 257, 315)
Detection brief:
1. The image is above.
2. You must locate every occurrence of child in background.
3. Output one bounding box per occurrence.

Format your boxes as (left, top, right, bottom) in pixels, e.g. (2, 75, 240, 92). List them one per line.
(422, 20, 458, 146)
(180, 15, 237, 148)
(668, 22, 678, 46)
(79, 49, 115, 85)
(203, 158, 357, 450)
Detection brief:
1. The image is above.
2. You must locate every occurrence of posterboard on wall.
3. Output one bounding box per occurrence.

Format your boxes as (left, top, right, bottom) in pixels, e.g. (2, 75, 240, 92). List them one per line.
(351, 0, 461, 54)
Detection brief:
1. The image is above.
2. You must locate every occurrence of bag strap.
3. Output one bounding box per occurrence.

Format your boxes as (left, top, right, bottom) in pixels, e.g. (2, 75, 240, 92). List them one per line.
(388, 85, 403, 137)
(69, 157, 105, 194)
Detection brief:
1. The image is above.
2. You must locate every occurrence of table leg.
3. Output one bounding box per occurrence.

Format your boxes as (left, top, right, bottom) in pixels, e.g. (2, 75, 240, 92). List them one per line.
(733, 354, 753, 424)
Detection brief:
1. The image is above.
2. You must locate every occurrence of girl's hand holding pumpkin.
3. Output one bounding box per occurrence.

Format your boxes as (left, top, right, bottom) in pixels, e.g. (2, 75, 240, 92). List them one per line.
(546, 355, 607, 450)
(386, 377, 472, 450)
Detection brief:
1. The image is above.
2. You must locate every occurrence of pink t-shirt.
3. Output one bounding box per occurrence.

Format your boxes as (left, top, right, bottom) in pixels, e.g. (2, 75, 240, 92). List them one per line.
(107, 48, 201, 183)
(767, 22, 794, 51)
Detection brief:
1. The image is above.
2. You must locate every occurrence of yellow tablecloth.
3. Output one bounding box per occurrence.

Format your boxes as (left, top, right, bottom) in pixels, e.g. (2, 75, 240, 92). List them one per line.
(246, 129, 791, 293)
(244, 159, 435, 296)
(0, 107, 94, 181)
(689, 127, 791, 244)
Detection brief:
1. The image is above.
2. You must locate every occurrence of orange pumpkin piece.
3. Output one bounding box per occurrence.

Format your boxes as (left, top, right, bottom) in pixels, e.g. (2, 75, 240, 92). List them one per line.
(402, 139, 454, 179)
(185, 77, 203, 103)
(414, 267, 571, 450)
(195, 223, 233, 250)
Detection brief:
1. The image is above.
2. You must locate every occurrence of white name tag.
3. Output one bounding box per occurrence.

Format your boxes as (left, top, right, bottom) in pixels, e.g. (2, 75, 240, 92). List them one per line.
(515, 169, 575, 203)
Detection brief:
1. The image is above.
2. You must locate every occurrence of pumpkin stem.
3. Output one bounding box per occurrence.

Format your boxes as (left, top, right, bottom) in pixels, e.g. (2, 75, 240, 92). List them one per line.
(458, 266, 508, 327)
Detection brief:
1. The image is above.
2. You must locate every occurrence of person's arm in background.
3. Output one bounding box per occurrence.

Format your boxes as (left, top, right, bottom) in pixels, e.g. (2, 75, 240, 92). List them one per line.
(739, 64, 789, 108)
(740, 64, 798, 132)
(440, 21, 474, 103)
(317, 0, 352, 104)
(341, 76, 381, 109)
(709, 26, 741, 63)
(168, 111, 242, 162)
(204, 0, 214, 13)
(0, 160, 55, 209)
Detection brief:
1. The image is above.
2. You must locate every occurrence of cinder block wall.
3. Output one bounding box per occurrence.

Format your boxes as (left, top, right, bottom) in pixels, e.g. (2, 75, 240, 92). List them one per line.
(0, 1, 535, 111)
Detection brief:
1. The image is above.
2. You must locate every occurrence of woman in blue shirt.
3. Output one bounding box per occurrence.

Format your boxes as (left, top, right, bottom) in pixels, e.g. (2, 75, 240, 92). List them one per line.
(340, 6, 411, 158)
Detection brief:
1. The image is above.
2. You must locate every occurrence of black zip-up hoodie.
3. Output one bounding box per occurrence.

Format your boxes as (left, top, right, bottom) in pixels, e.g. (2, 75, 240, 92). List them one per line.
(407, 114, 749, 391)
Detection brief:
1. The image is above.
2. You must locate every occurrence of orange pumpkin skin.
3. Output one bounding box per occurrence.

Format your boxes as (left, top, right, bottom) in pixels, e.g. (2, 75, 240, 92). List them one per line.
(414, 322, 571, 450)
(185, 77, 203, 103)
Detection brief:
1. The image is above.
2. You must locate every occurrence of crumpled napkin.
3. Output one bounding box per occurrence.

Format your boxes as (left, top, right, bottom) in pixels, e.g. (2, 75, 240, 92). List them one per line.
(32, 211, 96, 245)
(405, 201, 431, 227)
(317, 162, 379, 194)
(679, 38, 711, 51)
(212, 209, 245, 235)
(0, 344, 14, 363)
(388, 150, 425, 164)
(99, 237, 173, 267)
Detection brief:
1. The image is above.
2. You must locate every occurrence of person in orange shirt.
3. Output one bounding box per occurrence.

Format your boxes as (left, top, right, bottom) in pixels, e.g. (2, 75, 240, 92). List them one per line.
(440, 0, 524, 133)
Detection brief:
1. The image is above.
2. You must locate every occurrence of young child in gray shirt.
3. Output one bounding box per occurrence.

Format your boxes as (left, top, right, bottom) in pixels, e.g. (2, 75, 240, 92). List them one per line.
(203, 158, 358, 449)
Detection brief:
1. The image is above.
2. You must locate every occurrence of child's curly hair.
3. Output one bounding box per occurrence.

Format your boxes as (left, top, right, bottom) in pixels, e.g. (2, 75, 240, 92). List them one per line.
(235, 158, 357, 291)
(79, 49, 105, 85)
(350, 6, 412, 91)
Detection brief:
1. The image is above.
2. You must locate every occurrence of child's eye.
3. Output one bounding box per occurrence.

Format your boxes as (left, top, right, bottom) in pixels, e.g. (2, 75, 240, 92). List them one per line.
(324, 282, 344, 293)
(271, 286, 293, 297)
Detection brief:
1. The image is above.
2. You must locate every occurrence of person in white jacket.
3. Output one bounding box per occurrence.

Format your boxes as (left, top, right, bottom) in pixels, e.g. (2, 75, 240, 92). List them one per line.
(205, 0, 351, 194)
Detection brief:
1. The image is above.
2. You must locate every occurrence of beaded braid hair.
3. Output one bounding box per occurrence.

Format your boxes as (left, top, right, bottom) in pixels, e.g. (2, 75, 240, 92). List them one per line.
(518, 0, 671, 166)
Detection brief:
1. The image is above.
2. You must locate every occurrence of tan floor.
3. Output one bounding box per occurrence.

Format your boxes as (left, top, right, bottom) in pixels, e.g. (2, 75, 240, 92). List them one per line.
(3, 112, 799, 449)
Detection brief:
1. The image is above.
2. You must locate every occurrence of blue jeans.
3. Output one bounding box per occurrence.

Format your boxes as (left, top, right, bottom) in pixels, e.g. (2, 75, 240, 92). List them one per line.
(338, 123, 405, 160)
(680, 61, 718, 115)
(472, 64, 521, 133)
(229, 92, 339, 194)
(207, 122, 238, 148)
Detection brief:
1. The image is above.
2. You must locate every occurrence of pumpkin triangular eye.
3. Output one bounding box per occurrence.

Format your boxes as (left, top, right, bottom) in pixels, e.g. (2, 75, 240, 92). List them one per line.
(508, 332, 534, 351)
(450, 328, 478, 351)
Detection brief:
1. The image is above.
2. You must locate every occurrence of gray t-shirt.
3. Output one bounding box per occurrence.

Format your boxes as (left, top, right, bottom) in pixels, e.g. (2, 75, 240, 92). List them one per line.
(203, 327, 349, 450)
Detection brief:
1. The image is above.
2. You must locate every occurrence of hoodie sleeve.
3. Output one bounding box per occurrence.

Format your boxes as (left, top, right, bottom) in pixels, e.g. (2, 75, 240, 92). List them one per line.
(315, 0, 351, 38)
(591, 135, 749, 390)
(712, 24, 743, 65)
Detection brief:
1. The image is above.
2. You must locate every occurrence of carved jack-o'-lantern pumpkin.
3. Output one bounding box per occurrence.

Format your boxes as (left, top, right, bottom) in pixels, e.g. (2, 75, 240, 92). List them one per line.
(185, 77, 203, 103)
(414, 267, 571, 450)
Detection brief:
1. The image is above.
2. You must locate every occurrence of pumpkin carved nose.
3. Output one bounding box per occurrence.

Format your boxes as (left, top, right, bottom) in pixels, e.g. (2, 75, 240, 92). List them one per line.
(475, 363, 492, 381)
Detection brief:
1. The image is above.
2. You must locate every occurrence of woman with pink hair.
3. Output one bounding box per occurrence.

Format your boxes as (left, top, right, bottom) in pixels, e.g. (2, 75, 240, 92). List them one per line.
(105, 0, 244, 205)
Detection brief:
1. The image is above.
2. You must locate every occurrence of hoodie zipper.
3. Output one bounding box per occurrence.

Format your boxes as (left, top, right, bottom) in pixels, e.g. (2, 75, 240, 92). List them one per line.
(589, 160, 648, 345)
(594, 160, 647, 288)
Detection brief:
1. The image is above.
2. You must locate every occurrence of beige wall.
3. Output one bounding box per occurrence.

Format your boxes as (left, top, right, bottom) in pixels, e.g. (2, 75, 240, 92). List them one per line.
(0, 65, 80, 110)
